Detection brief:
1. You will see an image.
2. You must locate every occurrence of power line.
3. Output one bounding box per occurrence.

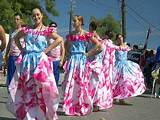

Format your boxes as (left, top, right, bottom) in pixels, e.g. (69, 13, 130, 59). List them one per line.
(118, 0, 160, 34)
(129, 0, 146, 11)
(72, 0, 119, 13)
(127, 4, 160, 32)
(91, 0, 119, 10)
(127, 10, 147, 29)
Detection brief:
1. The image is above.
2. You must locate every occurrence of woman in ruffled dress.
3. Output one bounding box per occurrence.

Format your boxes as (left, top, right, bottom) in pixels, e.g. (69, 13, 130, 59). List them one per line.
(7, 8, 62, 120)
(96, 30, 118, 110)
(62, 15, 102, 116)
(112, 33, 146, 104)
(87, 22, 113, 111)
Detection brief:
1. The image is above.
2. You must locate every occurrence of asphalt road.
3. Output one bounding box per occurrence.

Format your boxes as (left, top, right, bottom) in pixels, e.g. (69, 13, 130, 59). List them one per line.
(0, 73, 160, 120)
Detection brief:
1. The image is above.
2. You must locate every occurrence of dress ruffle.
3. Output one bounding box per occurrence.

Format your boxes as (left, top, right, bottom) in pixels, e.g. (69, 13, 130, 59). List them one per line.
(66, 32, 94, 41)
(21, 26, 56, 36)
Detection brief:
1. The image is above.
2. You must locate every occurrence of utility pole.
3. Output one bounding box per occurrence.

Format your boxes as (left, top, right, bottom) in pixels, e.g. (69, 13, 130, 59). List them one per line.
(69, 0, 75, 34)
(121, 0, 127, 42)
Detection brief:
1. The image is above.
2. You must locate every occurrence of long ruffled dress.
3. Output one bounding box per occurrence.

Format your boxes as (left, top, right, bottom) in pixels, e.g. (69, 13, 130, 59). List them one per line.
(7, 27, 59, 120)
(97, 39, 117, 109)
(85, 36, 103, 108)
(86, 37, 115, 110)
(62, 33, 96, 116)
(112, 47, 146, 99)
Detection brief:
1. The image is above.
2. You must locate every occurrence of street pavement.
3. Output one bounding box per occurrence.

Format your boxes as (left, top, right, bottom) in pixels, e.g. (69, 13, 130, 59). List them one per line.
(0, 72, 160, 120)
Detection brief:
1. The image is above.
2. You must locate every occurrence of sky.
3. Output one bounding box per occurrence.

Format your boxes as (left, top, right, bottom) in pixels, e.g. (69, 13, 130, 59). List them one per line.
(41, 0, 160, 50)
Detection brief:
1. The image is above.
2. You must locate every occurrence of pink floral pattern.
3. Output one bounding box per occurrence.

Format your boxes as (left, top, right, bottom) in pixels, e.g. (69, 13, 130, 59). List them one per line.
(21, 26, 56, 36)
(7, 26, 59, 120)
(62, 33, 94, 116)
(112, 49, 146, 99)
(8, 53, 59, 120)
(66, 32, 93, 42)
(62, 61, 93, 116)
(88, 39, 116, 110)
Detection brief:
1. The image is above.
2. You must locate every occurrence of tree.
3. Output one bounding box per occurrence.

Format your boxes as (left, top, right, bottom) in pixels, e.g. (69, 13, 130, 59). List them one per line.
(0, 0, 59, 33)
(90, 13, 121, 39)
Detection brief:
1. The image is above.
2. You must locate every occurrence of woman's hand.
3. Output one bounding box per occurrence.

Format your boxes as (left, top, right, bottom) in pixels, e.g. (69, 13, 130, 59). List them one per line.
(59, 61, 63, 67)
(44, 48, 49, 54)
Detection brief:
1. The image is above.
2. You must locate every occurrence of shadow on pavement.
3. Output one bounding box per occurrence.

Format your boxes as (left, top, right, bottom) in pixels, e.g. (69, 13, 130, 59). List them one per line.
(0, 84, 6, 87)
(113, 101, 133, 106)
(137, 94, 152, 98)
(135, 89, 152, 98)
(0, 101, 6, 104)
(0, 117, 16, 120)
(57, 111, 67, 116)
(144, 89, 152, 94)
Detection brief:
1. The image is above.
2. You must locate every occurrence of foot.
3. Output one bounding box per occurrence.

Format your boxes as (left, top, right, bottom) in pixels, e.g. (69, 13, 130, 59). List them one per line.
(154, 95, 160, 98)
(118, 100, 132, 105)
(119, 99, 125, 103)
(93, 105, 99, 112)
(119, 100, 128, 105)
(113, 99, 117, 104)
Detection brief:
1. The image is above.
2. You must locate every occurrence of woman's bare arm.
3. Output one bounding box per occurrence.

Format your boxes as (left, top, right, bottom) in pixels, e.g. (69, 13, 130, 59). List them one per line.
(44, 32, 62, 54)
(0, 25, 6, 51)
(14, 30, 23, 51)
(86, 36, 102, 57)
(60, 40, 65, 66)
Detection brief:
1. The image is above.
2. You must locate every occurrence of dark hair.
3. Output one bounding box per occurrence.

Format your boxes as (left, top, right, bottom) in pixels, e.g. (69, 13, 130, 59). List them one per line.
(14, 13, 23, 18)
(116, 33, 122, 40)
(133, 44, 138, 49)
(74, 15, 84, 25)
(49, 21, 57, 28)
(126, 43, 131, 47)
(89, 21, 97, 31)
(32, 7, 43, 14)
(105, 30, 113, 39)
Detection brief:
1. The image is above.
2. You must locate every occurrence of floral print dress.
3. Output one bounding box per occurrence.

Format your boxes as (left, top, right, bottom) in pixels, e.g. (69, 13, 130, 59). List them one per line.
(7, 27, 59, 120)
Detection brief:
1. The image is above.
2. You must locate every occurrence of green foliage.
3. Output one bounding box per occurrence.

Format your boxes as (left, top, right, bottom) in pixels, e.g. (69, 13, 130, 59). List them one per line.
(0, 0, 59, 33)
(45, 0, 59, 16)
(90, 13, 121, 40)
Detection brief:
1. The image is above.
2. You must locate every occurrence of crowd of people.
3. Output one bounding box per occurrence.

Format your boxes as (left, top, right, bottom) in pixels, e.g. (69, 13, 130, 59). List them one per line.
(127, 44, 157, 89)
(0, 7, 159, 120)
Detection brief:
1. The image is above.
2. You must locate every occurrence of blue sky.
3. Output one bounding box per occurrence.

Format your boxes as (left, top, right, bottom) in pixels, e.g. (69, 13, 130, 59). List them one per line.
(42, 0, 160, 50)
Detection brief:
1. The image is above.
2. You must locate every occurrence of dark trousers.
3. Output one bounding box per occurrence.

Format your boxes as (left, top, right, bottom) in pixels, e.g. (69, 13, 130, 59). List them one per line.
(52, 60, 60, 86)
